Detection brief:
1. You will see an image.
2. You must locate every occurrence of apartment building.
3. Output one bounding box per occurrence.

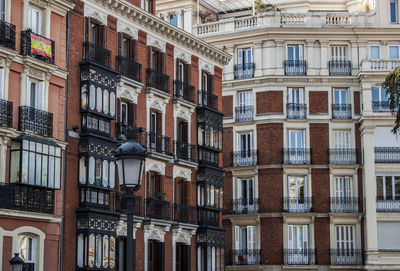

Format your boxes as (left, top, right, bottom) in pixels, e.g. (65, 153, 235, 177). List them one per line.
(0, 0, 74, 270)
(64, 0, 229, 271)
(156, 0, 400, 270)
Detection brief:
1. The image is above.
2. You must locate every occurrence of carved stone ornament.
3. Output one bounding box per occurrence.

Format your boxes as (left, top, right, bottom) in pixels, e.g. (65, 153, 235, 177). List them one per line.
(147, 35, 166, 52)
(116, 220, 142, 237)
(146, 160, 166, 175)
(117, 87, 138, 104)
(174, 48, 191, 64)
(173, 167, 192, 181)
(173, 228, 196, 245)
(144, 224, 170, 242)
(175, 106, 192, 121)
(199, 59, 214, 75)
(84, 5, 108, 25)
(117, 21, 138, 40)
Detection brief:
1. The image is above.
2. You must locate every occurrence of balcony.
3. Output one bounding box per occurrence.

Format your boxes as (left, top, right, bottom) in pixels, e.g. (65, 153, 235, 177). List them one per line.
(0, 99, 13, 127)
(0, 183, 54, 214)
(174, 141, 197, 163)
(119, 194, 143, 217)
(18, 106, 53, 137)
(173, 80, 195, 103)
(330, 249, 363, 265)
(145, 198, 171, 220)
(328, 60, 352, 76)
(234, 63, 255, 80)
(231, 198, 259, 214)
(231, 150, 258, 167)
(228, 249, 261, 265)
(372, 101, 390, 112)
(283, 148, 311, 164)
(375, 147, 400, 163)
(330, 197, 359, 213)
(0, 20, 16, 50)
(197, 207, 219, 226)
(198, 90, 218, 110)
(146, 133, 172, 156)
(79, 187, 110, 209)
(283, 249, 315, 265)
(146, 68, 170, 94)
(235, 105, 254, 122)
(283, 197, 313, 213)
(287, 103, 307, 119)
(173, 204, 197, 224)
(329, 149, 357, 164)
(21, 30, 54, 64)
(284, 60, 307, 76)
(197, 147, 219, 167)
(116, 55, 142, 82)
(361, 59, 400, 72)
(332, 104, 352, 119)
(376, 197, 400, 212)
(83, 41, 111, 68)
(116, 123, 146, 144)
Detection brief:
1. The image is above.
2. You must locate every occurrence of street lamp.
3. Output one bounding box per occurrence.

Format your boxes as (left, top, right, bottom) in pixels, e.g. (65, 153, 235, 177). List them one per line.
(116, 139, 145, 271)
(9, 253, 24, 271)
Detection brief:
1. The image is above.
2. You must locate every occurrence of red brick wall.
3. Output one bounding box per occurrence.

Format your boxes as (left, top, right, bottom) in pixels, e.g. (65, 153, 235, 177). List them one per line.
(310, 123, 329, 164)
(223, 127, 233, 168)
(257, 123, 283, 164)
(314, 217, 330, 264)
(309, 91, 328, 114)
(222, 96, 233, 118)
(256, 91, 283, 114)
(354, 91, 360, 114)
(223, 171, 233, 211)
(260, 218, 283, 264)
(258, 168, 283, 212)
(1, 236, 12, 271)
(311, 169, 330, 213)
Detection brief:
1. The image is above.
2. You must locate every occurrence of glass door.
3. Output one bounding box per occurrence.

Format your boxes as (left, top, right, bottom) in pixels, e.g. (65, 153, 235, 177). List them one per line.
(288, 176, 307, 211)
(236, 178, 255, 212)
(288, 130, 305, 163)
(288, 225, 309, 264)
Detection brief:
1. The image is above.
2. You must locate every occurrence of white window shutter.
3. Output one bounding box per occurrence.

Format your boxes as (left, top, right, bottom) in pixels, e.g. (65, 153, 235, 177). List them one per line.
(299, 44, 304, 60)
(236, 179, 242, 199)
(299, 88, 304, 104)
(247, 226, 256, 250)
(237, 49, 243, 65)
(39, 81, 45, 110)
(288, 88, 293, 103)
(250, 47, 253, 63)
(26, 77, 31, 107)
(235, 226, 240, 249)
(288, 225, 293, 249)
(302, 225, 308, 249)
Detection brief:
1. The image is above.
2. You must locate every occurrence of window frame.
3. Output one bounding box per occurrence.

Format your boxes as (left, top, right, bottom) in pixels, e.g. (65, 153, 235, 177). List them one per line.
(389, 45, 400, 59)
(390, 0, 398, 23)
(286, 44, 304, 61)
(369, 45, 381, 60)
(28, 6, 42, 35)
(376, 175, 400, 200)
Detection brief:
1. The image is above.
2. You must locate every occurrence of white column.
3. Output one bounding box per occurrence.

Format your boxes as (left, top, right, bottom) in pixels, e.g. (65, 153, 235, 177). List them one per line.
(320, 41, 329, 76)
(224, 45, 234, 81)
(306, 40, 316, 75)
(275, 40, 284, 75)
(183, 9, 192, 33)
(350, 41, 359, 75)
(20, 71, 28, 106)
(253, 41, 263, 77)
(0, 137, 9, 183)
(44, 8, 51, 38)
(144, 234, 148, 271)
(264, 40, 275, 75)
(361, 82, 373, 115)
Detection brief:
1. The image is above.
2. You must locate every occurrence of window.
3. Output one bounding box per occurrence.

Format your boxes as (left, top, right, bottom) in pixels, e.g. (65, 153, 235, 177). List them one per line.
(334, 177, 353, 197)
(176, 243, 190, 271)
(177, 119, 188, 143)
(333, 88, 348, 105)
(331, 46, 347, 61)
(77, 233, 115, 268)
(197, 246, 224, 271)
(287, 45, 303, 60)
(151, 49, 164, 72)
(78, 156, 115, 189)
(369, 45, 381, 59)
(28, 7, 41, 34)
(27, 78, 45, 110)
(335, 225, 355, 250)
(236, 131, 253, 164)
(372, 87, 388, 111)
(90, 21, 101, 46)
(120, 102, 128, 124)
(148, 240, 164, 271)
(170, 14, 178, 27)
(389, 45, 400, 59)
(390, 0, 398, 23)
(235, 178, 255, 212)
(81, 84, 115, 117)
(148, 173, 163, 199)
(237, 48, 252, 65)
(287, 224, 309, 263)
(376, 175, 400, 200)
(288, 87, 304, 104)
(10, 139, 62, 189)
(141, 0, 153, 12)
(234, 226, 256, 264)
(333, 130, 352, 149)
(238, 91, 252, 107)
(0, 0, 6, 21)
(19, 235, 36, 267)
(150, 111, 161, 135)
(378, 222, 400, 249)
(175, 179, 189, 205)
(288, 130, 305, 149)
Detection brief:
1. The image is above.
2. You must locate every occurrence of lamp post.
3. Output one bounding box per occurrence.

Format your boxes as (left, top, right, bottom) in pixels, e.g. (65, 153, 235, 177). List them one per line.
(116, 139, 145, 271)
(9, 253, 24, 271)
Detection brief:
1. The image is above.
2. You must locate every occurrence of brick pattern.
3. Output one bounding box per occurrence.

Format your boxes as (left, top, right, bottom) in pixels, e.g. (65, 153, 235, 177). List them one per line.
(258, 168, 283, 213)
(222, 96, 233, 118)
(354, 91, 361, 114)
(257, 123, 283, 164)
(256, 91, 283, 114)
(310, 123, 329, 165)
(309, 91, 328, 114)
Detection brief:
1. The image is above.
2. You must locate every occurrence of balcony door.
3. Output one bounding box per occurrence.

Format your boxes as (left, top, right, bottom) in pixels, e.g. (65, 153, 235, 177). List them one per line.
(28, 7, 41, 35)
(334, 89, 348, 105)
(335, 225, 356, 262)
(288, 88, 304, 104)
(288, 130, 305, 162)
(334, 177, 353, 198)
(19, 235, 37, 269)
(234, 226, 256, 264)
(150, 111, 162, 149)
(238, 91, 252, 108)
(236, 178, 255, 212)
(237, 131, 253, 165)
(237, 48, 252, 66)
(288, 176, 307, 211)
(26, 79, 45, 110)
(287, 224, 309, 264)
(287, 45, 303, 61)
(334, 131, 351, 149)
(148, 240, 164, 271)
(331, 46, 347, 61)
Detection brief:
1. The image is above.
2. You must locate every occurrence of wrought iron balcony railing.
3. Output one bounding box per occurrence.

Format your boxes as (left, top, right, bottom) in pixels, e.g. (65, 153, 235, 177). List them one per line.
(173, 80, 195, 103)
(116, 55, 142, 82)
(119, 194, 143, 217)
(197, 207, 219, 226)
(235, 105, 254, 122)
(283, 148, 311, 164)
(231, 150, 258, 167)
(146, 68, 170, 94)
(198, 147, 219, 167)
(198, 90, 218, 110)
(18, 106, 53, 137)
(0, 183, 54, 214)
(330, 197, 359, 213)
(329, 148, 358, 164)
(372, 101, 390, 112)
(375, 147, 400, 163)
(328, 60, 352, 76)
(284, 60, 307, 76)
(228, 249, 261, 265)
(234, 63, 255, 79)
(79, 187, 110, 209)
(376, 197, 400, 212)
(145, 198, 171, 220)
(83, 41, 110, 67)
(116, 123, 146, 144)
(174, 141, 197, 163)
(330, 249, 363, 265)
(21, 30, 55, 64)
(0, 99, 13, 127)
(146, 132, 172, 156)
(332, 104, 352, 119)
(231, 198, 259, 214)
(0, 20, 16, 50)
(283, 197, 313, 213)
(173, 204, 197, 224)
(283, 249, 315, 265)
(287, 103, 307, 119)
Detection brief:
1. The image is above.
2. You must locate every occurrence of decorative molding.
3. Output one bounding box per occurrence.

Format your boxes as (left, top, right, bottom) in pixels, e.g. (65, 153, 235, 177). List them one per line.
(146, 159, 166, 175)
(173, 166, 192, 181)
(172, 227, 196, 245)
(29, 0, 74, 16)
(116, 219, 142, 238)
(147, 34, 166, 52)
(174, 47, 191, 64)
(84, 4, 108, 25)
(144, 224, 171, 242)
(117, 78, 143, 103)
(117, 20, 138, 39)
(174, 104, 193, 121)
(199, 59, 214, 75)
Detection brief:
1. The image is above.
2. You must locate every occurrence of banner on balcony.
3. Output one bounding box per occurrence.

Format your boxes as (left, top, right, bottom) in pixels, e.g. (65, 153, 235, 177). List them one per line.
(30, 33, 53, 60)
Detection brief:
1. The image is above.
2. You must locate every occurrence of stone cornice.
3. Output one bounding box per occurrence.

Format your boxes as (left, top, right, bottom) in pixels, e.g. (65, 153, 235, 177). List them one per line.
(29, 0, 75, 16)
(89, 0, 231, 66)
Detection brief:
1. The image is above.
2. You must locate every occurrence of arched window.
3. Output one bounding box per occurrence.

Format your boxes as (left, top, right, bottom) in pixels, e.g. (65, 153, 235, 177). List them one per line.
(19, 234, 37, 270)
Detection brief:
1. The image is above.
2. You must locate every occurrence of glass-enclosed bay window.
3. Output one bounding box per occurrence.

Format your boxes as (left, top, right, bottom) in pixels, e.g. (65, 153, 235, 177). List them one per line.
(79, 156, 115, 189)
(77, 233, 116, 269)
(197, 184, 223, 209)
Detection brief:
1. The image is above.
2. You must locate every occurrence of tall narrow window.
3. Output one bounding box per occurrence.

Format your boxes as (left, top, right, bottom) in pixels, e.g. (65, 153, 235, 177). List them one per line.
(390, 0, 398, 23)
(120, 102, 128, 124)
(331, 46, 347, 61)
(170, 14, 178, 27)
(334, 177, 353, 197)
(287, 224, 309, 264)
(287, 45, 303, 61)
(28, 7, 41, 34)
(335, 225, 355, 250)
(26, 79, 45, 110)
(235, 178, 255, 212)
(389, 45, 400, 59)
(234, 226, 256, 264)
(334, 88, 348, 105)
(19, 235, 37, 268)
(369, 45, 381, 59)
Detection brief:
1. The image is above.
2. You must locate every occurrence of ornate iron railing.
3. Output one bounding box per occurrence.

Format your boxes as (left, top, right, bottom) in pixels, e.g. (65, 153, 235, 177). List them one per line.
(375, 147, 400, 163)
(329, 148, 358, 164)
(18, 106, 53, 137)
(330, 197, 359, 213)
(287, 103, 307, 119)
(231, 150, 258, 167)
(0, 99, 13, 127)
(174, 141, 197, 162)
(83, 41, 111, 67)
(234, 63, 255, 79)
(173, 80, 195, 103)
(79, 187, 110, 209)
(332, 104, 352, 119)
(372, 101, 390, 112)
(283, 197, 313, 212)
(21, 30, 55, 64)
(376, 197, 400, 212)
(116, 123, 146, 144)
(283, 148, 311, 164)
(284, 60, 307, 76)
(119, 194, 143, 217)
(328, 60, 352, 76)
(197, 147, 219, 167)
(173, 204, 197, 224)
(197, 207, 219, 226)
(116, 55, 142, 82)
(198, 90, 218, 110)
(0, 183, 54, 214)
(0, 20, 16, 50)
(231, 198, 259, 214)
(146, 132, 172, 156)
(146, 68, 170, 94)
(235, 105, 254, 122)
(145, 198, 171, 220)
(330, 249, 363, 265)
(228, 249, 261, 265)
(283, 249, 315, 265)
